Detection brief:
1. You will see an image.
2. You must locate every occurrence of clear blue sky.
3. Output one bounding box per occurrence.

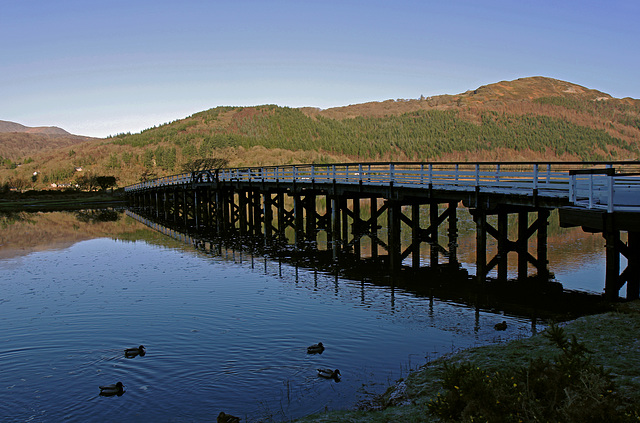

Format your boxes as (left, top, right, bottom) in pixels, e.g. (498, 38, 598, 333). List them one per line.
(1, 0, 638, 137)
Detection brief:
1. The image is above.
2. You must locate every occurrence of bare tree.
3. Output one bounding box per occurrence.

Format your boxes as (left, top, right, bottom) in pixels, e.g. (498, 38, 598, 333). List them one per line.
(181, 157, 229, 183)
(181, 157, 229, 173)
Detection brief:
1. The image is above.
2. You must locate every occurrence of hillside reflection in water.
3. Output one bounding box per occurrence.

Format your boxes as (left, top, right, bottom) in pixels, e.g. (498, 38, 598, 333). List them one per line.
(0, 210, 609, 422)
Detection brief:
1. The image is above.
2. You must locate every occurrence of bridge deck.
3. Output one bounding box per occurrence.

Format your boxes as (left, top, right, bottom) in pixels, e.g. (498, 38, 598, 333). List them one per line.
(126, 161, 640, 214)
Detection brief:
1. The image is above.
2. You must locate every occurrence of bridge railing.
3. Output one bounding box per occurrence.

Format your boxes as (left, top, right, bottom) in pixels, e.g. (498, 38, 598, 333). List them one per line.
(125, 161, 640, 212)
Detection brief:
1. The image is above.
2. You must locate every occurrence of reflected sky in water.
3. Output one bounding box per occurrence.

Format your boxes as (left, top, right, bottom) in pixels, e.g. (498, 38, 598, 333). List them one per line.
(0, 228, 541, 422)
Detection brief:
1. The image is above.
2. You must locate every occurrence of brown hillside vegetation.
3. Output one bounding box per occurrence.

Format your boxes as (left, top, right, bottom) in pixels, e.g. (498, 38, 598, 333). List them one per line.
(0, 120, 70, 135)
(0, 132, 98, 161)
(2, 76, 639, 189)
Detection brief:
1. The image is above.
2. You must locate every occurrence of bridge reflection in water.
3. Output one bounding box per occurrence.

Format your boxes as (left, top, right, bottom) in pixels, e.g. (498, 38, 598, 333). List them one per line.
(125, 208, 611, 322)
(125, 161, 640, 300)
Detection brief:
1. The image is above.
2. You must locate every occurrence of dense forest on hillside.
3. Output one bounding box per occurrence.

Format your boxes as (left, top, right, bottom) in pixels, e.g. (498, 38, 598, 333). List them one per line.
(2, 77, 640, 189)
(110, 105, 637, 167)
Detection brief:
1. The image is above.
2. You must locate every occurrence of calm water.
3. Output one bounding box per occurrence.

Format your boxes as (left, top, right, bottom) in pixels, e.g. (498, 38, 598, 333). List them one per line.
(0, 211, 610, 422)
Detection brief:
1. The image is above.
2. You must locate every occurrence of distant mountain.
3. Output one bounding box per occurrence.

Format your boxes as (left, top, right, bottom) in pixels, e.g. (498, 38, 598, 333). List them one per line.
(0, 120, 96, 162)
(0, 120, 71, 135)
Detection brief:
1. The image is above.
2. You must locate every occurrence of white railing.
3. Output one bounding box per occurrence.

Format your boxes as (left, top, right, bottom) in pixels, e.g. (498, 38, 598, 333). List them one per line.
(125, 162, 640, 212)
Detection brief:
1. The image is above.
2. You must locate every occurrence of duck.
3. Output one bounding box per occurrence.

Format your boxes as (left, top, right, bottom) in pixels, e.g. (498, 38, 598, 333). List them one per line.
(217, 411, 240, 423)
(307, 342, 325, 354)
(124, 345, 146, 358)
(494, 321, 508, 331)
(99, 381, 124, 396)
(317, 368, 340, 379)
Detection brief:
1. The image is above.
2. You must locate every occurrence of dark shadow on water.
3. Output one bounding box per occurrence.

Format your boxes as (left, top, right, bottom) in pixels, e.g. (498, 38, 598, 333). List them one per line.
(75, 209, 121, 223)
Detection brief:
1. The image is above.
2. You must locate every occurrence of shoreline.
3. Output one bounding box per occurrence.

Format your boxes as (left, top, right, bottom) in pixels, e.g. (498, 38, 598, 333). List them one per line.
(0, 190, 127, 212)
(296, 300, 640, 422)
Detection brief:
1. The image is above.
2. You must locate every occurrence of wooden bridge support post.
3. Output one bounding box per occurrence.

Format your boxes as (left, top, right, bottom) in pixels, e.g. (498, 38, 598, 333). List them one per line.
(238, 191, 248, 236)
(325, 195, 333, 250)
(206, 188, 214, 230)
(517, 211, 529, 281)
(331, 196, 341, 261)
(537, 209, 550, 280)
(294, 194, 303, 249)
(306, 194, 317, 248)
(430, 203, 439, 266)
(604, 229, 621, 299)
(215, 190, 222, 234)
(411, 204, 420, 268)
(222, 190, 231, 235)
(474, 209, 487, 283)
(182, 189, 188, 229)
(388, 201, 402, 272)
(353, 198, 361, 259)
(276, 192, 285, 242)
(371, 197, 379, 259)
(497, 211, 509, 281)
(194, 189, 199, 229)
(263, 192, 273, 246)
(172, 189, 178, 225)
(341, 198, 349, 252)
(447, 202, 458, 267)
(154, 191, 159, 218)
(252, 191, 261, 237)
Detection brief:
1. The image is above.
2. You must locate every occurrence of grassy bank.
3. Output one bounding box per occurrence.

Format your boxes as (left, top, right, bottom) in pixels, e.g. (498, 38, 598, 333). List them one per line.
(0, 189, 127, 212)
(297, 301, 640, 422)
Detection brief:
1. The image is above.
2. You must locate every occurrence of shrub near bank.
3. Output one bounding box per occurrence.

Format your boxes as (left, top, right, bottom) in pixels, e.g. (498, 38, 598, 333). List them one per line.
(297, 301, 640, 423)
(429, 324, 638, 422)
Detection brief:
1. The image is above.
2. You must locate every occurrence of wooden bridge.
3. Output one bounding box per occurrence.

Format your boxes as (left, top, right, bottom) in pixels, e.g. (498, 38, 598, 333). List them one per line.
(125, 161, 640, 299)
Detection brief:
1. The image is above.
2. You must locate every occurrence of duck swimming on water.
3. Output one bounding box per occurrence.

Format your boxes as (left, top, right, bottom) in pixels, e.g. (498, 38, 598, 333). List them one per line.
(307, 342, 325, 354)
(217, 411, 240, 423)
(494, 321, 508, 331)
(99, 381, 124, 396)
(124, 345, 146, 358)
(317, 368, 340, 379)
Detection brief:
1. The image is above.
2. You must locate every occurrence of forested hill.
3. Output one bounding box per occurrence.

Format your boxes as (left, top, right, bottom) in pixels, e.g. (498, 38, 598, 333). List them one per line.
(109, 77, 640, 164)
(2, 76, 640, 189)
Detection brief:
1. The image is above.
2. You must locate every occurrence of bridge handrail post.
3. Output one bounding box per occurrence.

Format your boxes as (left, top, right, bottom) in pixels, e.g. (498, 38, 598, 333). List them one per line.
(608, 172, 614, 213)
(606, 164, 613, 213)
(569, 173, 576, 203)
(546, 164, 551, 185)
(332, 165, 336, 182)
(390, 163, 395, 185)
(455, 164, 459, 184)
(495, 164, 500, 182)
(589, 174, 594, 208)
(475, 164, 479, 187)
(358, 164, 363, 183)
(428, 163, 433, 185)
(533, 164, 539, 191)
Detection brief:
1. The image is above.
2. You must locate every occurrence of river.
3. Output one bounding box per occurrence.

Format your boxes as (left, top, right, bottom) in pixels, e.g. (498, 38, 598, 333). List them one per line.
(0, 209, 614, 422)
